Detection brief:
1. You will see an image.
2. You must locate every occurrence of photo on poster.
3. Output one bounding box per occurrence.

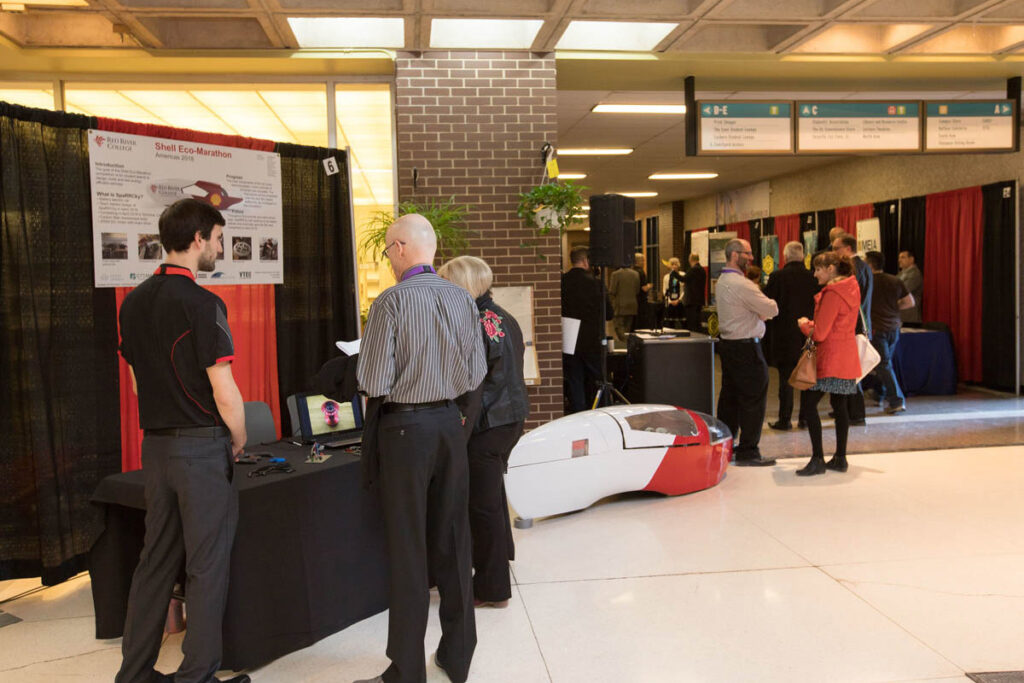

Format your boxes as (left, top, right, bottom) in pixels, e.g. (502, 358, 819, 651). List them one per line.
(232, 236, 252, 261)
(137, 234, 163, 260)
(259, 237, 279, 261)
(101, 233, 128, 260)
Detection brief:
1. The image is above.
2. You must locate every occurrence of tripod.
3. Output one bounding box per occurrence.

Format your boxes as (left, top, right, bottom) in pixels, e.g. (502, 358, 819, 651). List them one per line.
(591, 265, 631, 410)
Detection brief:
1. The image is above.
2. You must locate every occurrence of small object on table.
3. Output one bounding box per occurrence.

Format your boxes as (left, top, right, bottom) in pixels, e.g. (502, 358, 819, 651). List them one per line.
(306, 441, 332, 464)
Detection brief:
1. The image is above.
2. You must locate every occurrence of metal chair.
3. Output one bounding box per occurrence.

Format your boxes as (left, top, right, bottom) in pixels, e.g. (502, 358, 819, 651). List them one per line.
(243, 401, 278, 446)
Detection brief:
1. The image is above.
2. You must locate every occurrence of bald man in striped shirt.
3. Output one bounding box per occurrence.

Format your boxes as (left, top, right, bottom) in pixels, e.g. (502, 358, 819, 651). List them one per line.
(355, 214, 487, 683)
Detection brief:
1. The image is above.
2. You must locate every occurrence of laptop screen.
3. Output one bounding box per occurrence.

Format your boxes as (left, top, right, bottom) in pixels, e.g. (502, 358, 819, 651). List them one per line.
(296, 393, 363, 443)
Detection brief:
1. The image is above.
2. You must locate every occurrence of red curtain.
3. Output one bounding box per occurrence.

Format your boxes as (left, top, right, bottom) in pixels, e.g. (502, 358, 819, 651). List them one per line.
(774, 214, 800, 265)
(835, 203, 874, 238)
(97, 118, 281, 471)
(923, 187, 984, 384)
(727, 221, 749, 243)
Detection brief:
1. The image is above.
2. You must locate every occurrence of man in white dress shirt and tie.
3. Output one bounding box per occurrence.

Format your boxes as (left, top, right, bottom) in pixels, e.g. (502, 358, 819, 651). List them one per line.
(715, 239, 779, 466)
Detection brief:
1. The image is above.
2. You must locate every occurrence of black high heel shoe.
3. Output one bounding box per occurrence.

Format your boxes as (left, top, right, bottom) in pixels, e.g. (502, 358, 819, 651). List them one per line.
(796, 457, 826, 476)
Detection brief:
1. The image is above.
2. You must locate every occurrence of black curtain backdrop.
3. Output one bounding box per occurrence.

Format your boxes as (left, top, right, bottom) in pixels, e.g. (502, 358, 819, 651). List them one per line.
(0, 103, 121, 584)
(899, 195, 927, 268)
(748, 219, 763, 266)
(875, 199, 900, 274)
(980, 181, 1017, 390)
(273, 143, 358, 436)
(816, 209, 836, 251)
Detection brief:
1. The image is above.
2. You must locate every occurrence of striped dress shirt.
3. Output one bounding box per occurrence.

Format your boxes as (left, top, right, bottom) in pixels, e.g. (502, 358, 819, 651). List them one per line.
(357, 272, 487, 402)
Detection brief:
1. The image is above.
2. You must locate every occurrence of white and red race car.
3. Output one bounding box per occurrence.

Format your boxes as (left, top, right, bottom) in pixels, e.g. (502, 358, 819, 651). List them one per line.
(505, 404, 733, 527)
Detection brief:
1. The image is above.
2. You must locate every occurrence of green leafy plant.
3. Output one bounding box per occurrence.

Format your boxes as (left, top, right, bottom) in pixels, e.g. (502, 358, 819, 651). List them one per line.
(359, 196, 472, 260)
(517, 180, 587, 260)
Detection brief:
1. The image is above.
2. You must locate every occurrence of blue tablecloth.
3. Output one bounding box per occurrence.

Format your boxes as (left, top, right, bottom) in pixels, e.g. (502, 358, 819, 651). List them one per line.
(892, 328, 957, 395)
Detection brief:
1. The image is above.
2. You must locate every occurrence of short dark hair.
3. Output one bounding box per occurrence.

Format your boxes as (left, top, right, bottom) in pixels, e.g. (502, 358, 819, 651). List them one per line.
(724, 239, 748, 261)
(864, 251, 884, 271)
(159, 198, 225, 253)
(812, 251, 855, 277)
(570, 246, 589, 265)
(835, 234, 857, 251)
(900, 249, 916, 261)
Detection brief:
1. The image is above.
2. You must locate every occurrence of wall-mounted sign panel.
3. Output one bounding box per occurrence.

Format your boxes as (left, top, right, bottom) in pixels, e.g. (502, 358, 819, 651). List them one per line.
(796, 102, 921, 153)
(697, 101, 793, 154)
(924, 101, 1015, 152)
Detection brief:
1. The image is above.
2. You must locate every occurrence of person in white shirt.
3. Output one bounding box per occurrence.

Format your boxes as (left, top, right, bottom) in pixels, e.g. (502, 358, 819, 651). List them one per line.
(716, 239, 779, 466)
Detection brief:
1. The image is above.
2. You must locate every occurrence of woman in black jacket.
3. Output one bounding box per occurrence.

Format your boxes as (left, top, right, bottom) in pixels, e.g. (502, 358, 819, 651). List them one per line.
(438, 255, 529, 608)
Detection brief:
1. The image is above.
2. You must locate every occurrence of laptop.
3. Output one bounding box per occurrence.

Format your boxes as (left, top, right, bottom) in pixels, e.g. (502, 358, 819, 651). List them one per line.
(290, 392, 364, 448)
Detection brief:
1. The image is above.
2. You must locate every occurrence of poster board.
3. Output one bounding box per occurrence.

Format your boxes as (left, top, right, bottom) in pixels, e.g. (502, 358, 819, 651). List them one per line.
(707, 231, 737, 305)
(856, 217, 881, 255)
(802, 230, 818, 269)
(88, 129, 284, 287)
(690, 230, 710, 268)
(492, 285, 540, 386)
(760, 234, 778, 285)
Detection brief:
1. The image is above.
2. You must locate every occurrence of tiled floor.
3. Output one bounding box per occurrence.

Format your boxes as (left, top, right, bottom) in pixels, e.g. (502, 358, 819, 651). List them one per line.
(4, 445, 1024, 682)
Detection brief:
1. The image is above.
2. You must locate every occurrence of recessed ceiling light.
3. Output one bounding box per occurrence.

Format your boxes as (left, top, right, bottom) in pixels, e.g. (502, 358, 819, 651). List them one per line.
(584, 227, 591, 231)
(572, 214, 589, 219)
(430, 18, 543, 49)
(557, 172, 587, 179)
(649, 172, 719, 180)
(556, 21, 678, 51)
(288, 17, 405, 48)
(559, 148, 633, 155)
(592, 104, 686, 114)
(618, 192, 658, 198)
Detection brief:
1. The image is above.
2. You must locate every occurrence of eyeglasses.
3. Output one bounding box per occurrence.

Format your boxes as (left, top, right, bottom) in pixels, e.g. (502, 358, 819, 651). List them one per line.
(380, 240, 406, 261)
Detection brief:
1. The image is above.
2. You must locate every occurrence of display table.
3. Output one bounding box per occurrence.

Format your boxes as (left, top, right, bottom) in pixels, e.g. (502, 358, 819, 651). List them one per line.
(89, 442, 389, 670)
(892, 327, 957, 395)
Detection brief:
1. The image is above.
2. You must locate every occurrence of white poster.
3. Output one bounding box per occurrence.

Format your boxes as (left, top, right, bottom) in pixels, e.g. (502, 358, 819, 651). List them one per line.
(856, 217, 880, 255)
(88, 130, 283, 287)
(690, 230, 710, 270)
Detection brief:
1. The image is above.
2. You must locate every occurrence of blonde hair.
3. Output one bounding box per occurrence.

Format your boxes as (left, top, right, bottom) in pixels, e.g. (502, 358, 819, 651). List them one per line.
(437, 255, 493, 298)
(668, 257, 681, 269)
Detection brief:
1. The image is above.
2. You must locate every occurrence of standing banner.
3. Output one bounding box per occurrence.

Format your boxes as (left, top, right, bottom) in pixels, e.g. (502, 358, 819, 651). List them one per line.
(802, 230, 817, 268)
(88, 129, 284, 287)
(760, 234, 778, 286)
(690, 229, 710, 269)
(856, 217, 881, 256)
(707, 231, 737, 305)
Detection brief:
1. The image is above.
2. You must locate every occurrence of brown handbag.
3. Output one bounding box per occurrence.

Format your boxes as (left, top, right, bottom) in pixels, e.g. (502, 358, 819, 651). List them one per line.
(788, 339, 817, 390)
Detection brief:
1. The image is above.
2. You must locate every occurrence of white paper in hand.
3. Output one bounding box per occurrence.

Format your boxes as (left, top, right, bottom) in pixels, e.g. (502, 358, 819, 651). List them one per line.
(561, 317, 581, 355)
(335, 339, 361, 356)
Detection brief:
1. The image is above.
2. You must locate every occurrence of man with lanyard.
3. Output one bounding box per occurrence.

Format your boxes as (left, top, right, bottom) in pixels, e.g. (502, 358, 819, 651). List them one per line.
(355, 214, 487, 683)
(715, 239, 779, 467)
(116, 198, 249, 683)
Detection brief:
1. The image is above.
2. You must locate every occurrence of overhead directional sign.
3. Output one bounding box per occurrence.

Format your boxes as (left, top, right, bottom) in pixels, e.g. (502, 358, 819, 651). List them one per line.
(925, 101, 1015, 152)
(796, 102, 921, 153)
(697, 101, 793, 154)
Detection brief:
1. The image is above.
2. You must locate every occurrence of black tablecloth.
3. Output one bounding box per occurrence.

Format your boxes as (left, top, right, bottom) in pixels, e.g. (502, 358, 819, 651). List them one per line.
(893, 328, 957, 395)
(89, 442, 389, 670)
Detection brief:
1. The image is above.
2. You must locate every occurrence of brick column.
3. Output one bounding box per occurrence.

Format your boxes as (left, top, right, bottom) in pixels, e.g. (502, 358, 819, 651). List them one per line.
(395, 50, 562, 428)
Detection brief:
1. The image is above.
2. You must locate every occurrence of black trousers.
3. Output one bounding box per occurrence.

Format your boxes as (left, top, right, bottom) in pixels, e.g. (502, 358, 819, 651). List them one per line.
(467, 421, 523, 603)
(378, 404, 475, 683)
(717, 340, 769, 460)
(116, 435, 238, 683)
(684, 304, 703, 333)
(776, 360, 807, 425)
(848, 383, 866, 421)
(563, 352, 601, 414)
(802, 391, 850, 459)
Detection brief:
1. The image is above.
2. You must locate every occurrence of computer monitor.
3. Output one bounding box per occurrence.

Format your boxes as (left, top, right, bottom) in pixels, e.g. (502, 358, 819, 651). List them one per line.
(294, 392, 363, 444)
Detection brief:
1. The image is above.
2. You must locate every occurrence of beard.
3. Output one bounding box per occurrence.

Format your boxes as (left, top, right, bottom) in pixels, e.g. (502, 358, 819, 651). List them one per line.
(198, 245, 218, 272)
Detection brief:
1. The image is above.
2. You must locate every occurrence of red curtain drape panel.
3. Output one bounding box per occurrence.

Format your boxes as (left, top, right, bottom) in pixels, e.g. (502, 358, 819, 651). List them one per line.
(727, 221, 750, 243)
(98, 118, 282, 471)
(774, 214, 800, 265)
(835, 203, 874, 238)
(923, 187, 984, 383)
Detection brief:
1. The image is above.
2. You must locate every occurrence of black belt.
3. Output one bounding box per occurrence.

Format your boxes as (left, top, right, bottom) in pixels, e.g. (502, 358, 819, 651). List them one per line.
(383, 399, 452, 414)
(721, 337, 760, 344)
(145, 426, 229, 438)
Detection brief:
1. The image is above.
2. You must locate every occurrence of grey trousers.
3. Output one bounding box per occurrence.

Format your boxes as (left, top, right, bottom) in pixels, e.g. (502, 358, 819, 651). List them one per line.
(116, 434, 238, 683)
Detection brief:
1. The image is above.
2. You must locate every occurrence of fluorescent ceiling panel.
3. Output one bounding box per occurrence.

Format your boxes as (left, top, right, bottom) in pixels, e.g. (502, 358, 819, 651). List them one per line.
(557, 172, 587, 179)
(556, 21, 678, 51)
(592, 104, 686, 114)
(649, 172, 718, 180)
(905, 25, 1024, 53)
(0, 88, 55, 110)
(559, 147, 633, 155)
(430, 18, 543, 49)
(618, 191, 658, 197)
(288, 17, 405, 48)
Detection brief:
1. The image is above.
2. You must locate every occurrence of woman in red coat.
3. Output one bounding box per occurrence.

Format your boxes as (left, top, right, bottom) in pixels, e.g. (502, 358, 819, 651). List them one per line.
(795, 252, 861, 476)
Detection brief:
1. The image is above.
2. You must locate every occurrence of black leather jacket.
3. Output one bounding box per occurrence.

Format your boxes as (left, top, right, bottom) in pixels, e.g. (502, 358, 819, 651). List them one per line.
(474, 294, 529, 431)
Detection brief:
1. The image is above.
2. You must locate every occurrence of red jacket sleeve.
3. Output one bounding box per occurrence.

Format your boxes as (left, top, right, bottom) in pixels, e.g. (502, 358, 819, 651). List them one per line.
(810, 290, 840, 342)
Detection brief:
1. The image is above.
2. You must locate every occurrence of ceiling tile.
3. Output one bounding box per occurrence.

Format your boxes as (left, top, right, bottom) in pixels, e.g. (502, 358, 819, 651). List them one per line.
(579, 0, 704, 16)
(707, 0, 848, 20)
(118, 0, 249, 8)
(903, 23, 1024, 52)
(1, 11, 126, 47)
(793, 23, 935, 53)
(850, 0, 991, 19)
(277, 0, 403, 9)
(672, 23, 809, 51)
(430, 0, 554, 13)
(138, 16, 273, 48)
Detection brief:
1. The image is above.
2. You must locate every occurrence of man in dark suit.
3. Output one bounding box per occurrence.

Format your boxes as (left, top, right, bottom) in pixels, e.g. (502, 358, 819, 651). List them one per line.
(562, 246, 611, 413)
(832, 233, 872, 426)
(682, 252, 706, 333)
(765, 241, 818, 430)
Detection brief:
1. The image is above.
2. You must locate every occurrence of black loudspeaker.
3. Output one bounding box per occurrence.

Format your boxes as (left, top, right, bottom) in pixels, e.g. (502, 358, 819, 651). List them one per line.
(588, 194, 635, 267)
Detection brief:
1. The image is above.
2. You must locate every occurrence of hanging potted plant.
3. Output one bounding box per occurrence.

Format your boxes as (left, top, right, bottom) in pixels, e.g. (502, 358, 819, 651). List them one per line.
(517, 180, 587, 259)
(359, 195, 472, 261)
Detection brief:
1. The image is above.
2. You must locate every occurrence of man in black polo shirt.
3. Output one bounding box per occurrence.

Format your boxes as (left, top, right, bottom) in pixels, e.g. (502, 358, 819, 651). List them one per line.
(116, 198, 249, 683)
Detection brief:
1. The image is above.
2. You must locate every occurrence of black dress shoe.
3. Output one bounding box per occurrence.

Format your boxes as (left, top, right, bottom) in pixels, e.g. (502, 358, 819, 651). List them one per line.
(796, 420, 807, 429)
(734, 456, 777, 467)
(825, 456, 848, 473)
(768, 421, 791, 431)
(849, 419, 866, 426)
(796, 457, 826, 476)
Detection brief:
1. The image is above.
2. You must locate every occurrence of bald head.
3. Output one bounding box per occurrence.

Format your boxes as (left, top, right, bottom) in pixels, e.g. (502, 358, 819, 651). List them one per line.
(386, 213, 437, 278)
(829, 227, 846, 243)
